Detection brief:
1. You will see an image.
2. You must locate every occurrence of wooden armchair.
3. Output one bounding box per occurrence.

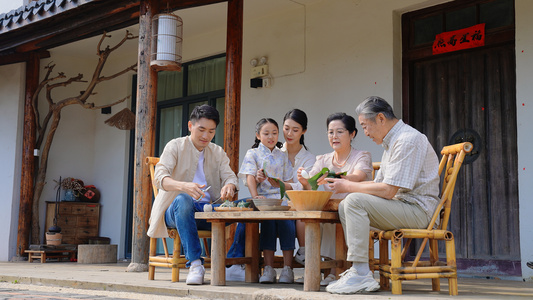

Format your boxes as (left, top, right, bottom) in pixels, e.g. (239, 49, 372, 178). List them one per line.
(373, 142, 472, 295)
(146, 156, 212, 282)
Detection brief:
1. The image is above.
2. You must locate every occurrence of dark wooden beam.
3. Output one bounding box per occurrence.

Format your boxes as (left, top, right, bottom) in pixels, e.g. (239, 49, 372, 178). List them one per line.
(224, 0, 243, 175)
(17, 8, 141, 53)
(0, 51, 50, 67)
(16, 52, 39, 257)
(8, 1, 140, 53)
(128, 0, 158, 270)
(160, 0, 226, 11)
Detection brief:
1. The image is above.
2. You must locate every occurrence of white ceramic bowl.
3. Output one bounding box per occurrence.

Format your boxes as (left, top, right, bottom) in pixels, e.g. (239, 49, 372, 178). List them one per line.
(252, 198, 283, 207)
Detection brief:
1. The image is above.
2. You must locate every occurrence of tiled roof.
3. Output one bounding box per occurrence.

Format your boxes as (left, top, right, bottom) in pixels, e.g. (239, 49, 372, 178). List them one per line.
(0, 0, 93, 34)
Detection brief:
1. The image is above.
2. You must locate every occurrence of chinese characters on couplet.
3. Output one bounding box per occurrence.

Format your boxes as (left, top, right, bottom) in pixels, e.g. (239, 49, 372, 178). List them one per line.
(432, 23, 485, 55)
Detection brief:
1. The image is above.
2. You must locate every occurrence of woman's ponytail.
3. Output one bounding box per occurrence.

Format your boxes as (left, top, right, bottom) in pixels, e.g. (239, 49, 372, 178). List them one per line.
(299, 135, 307, 150)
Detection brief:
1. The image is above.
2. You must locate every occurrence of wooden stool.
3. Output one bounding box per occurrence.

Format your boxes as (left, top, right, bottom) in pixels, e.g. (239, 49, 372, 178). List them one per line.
(25, 249, 76, 263)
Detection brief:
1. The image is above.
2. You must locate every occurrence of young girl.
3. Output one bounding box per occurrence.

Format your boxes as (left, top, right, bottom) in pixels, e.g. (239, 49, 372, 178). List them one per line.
(239, 118, 295, 284)
(256, 109, 315, 273)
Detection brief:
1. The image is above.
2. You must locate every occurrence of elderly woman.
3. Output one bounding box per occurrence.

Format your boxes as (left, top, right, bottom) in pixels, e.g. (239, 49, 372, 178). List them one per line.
(297, 112, 372, 285)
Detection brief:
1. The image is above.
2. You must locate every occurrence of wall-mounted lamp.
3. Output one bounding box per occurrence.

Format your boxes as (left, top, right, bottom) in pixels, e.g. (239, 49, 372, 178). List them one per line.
(151, 12, 183, 72)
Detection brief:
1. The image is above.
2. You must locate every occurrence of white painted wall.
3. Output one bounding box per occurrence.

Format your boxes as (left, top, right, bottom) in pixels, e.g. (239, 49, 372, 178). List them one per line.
(0, 63, 25, 261)
(515, 0, 533, 282)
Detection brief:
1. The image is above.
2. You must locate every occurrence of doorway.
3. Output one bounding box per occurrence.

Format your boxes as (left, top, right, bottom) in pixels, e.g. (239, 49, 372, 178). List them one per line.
(402, 0, 520, 276)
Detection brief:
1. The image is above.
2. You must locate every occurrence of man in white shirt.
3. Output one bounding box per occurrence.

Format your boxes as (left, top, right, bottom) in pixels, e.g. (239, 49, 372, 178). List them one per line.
(324, 96, 440, 294)
(147, 105, 238, 285)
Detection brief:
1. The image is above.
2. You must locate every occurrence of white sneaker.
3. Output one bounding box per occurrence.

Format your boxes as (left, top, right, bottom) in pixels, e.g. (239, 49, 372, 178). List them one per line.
(295, 276, 304, 284)
(259, 266, 277, 283)
(294, 247, 305, 265)
(325, 269, 379, 294)
(278, 266, 294, 284)
(320, 274, 336, 286)
(186, 264, 205, 285)
(225, 264, 245, 282)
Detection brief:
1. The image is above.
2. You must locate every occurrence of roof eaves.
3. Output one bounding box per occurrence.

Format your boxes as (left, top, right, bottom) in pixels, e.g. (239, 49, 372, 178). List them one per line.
(0, 0, 94, 34)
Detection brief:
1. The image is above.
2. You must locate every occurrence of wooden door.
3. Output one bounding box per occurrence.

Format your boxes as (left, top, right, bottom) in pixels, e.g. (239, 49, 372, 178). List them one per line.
(409, 44, 520, 274)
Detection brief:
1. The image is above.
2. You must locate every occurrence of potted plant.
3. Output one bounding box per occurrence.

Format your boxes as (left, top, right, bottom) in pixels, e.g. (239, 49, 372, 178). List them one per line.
(61, 177, 85, 201)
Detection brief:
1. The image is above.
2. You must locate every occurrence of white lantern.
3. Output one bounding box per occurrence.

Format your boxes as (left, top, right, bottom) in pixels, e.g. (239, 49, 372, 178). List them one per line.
(151, 12, 183, 72)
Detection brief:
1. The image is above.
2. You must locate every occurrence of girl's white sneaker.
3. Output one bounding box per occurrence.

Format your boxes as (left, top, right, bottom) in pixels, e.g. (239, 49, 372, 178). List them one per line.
(320, 274, 336, 286)
(259, 266, 277, 283)
(278, 266, 294, 283)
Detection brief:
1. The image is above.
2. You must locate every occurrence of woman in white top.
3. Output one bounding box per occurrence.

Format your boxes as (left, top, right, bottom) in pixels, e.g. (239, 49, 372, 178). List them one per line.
(281, 109, 316, 263)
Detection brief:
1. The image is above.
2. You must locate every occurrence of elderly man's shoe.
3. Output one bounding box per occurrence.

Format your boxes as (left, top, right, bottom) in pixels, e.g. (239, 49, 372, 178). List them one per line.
(326, 268, 379, 294)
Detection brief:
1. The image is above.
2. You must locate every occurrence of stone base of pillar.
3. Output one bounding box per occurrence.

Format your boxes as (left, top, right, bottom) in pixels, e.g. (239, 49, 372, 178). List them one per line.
(126, 262, 148, 272)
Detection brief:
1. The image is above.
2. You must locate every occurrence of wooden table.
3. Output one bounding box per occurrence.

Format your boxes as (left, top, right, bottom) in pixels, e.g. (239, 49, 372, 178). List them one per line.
(195, 210, 348, 291)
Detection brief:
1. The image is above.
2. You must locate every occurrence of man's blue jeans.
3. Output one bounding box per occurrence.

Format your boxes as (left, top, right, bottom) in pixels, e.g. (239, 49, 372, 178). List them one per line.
(226, 222, 245, 258)
(225, 197, 248, 259)
(164, 193, 245, 267)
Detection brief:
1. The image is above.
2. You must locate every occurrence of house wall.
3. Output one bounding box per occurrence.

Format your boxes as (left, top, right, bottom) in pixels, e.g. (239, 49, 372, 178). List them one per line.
(236, 0, 533, 280)
(515, 0, 533, 281)
(1, 0, 531, 280)
(0, 63, 25, 261)
(236, 0, 441, 192)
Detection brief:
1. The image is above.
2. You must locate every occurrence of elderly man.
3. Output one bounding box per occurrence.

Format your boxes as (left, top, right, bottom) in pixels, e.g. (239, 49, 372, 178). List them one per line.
(147, 104, 238, 285)
(324, 96, 440, 294)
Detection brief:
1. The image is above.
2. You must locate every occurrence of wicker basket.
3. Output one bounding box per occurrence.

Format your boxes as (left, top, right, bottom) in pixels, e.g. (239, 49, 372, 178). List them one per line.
(286, 190, 333, 211)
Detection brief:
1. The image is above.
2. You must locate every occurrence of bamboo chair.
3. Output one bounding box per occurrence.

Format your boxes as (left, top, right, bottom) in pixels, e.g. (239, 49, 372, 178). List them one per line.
(146, 156, 212, 282)
(368, 162, 381, 272)
(375, 142, 473, 295)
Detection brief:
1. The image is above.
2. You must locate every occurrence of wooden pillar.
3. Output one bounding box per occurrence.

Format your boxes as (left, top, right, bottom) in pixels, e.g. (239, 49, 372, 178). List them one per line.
(224, 0, 243, 173)
(128, 0, 158, 271)
(17, 53, 39, 257)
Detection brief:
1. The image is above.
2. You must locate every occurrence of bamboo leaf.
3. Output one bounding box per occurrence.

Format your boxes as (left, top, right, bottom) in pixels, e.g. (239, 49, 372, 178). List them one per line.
(268, 177, 286, 199)
(307, 168, 347, 190)
(308, 168, 329, 190)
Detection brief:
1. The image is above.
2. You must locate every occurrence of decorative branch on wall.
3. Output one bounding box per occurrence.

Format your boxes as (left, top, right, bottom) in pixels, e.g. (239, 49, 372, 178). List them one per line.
(29, 30, 138, 244)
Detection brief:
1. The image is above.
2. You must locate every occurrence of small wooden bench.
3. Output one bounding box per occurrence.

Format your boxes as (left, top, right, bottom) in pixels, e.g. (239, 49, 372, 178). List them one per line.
(25, 249, 77, 263)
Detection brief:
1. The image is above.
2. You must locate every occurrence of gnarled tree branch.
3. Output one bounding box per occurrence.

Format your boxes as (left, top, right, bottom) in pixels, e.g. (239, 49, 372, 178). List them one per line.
(86, 95, 130, 110)
(30, 30, 138, 244)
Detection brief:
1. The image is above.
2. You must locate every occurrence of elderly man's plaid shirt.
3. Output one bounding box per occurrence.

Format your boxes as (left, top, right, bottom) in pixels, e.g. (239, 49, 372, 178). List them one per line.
(374, 120, 440, 217)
